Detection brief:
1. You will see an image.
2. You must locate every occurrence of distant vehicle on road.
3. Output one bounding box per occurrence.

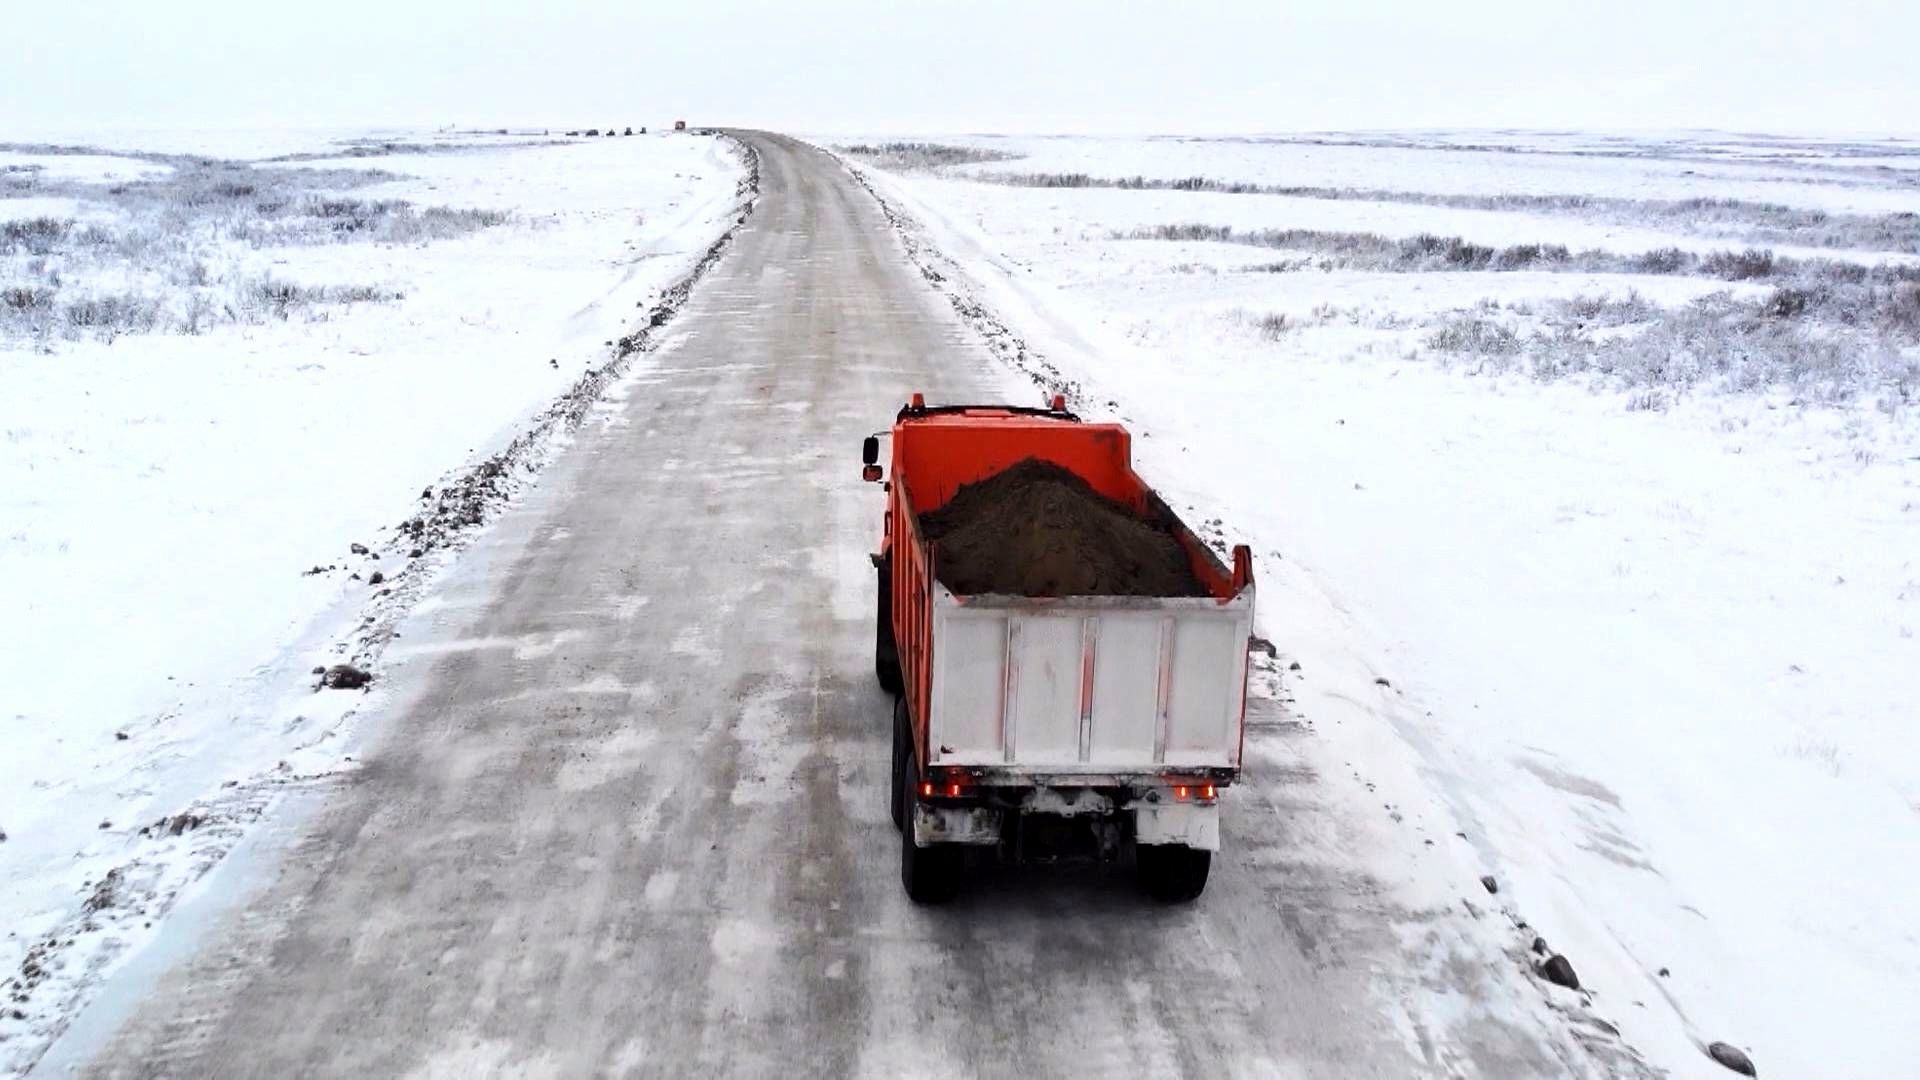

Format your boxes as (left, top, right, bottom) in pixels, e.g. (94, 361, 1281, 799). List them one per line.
(863, 394, 1255, 903)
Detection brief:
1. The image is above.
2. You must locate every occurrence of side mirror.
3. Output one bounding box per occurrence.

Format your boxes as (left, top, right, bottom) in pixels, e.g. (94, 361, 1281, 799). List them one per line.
(861, 435, 879, 466)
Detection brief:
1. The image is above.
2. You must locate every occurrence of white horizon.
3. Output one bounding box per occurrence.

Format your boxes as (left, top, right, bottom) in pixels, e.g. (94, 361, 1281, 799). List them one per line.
(6, 0, 1916, 140)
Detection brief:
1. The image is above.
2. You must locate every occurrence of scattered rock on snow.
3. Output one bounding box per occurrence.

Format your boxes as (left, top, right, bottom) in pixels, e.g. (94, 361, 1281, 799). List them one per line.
(1531, 936, 1550, 955)
(319, 664, 373, 690)
(115, 731, 129, 741)
(368, 571, 385, 586)
(163, 812, 205, 836)
(1659, 966, 1671, 977)
(1374, 676, 1392, 687)
(408, 548, 424, 559)
(1539, 953, 1580, 990)
(350, 542, 370, 555)
(1707, 1042, 1757, 1076)
(1288, 661, 1302, 672)
(1480, 874, 1498, 894)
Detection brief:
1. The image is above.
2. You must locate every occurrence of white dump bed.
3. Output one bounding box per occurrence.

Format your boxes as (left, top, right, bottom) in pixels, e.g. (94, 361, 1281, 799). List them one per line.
(927, 584, 1254, 778)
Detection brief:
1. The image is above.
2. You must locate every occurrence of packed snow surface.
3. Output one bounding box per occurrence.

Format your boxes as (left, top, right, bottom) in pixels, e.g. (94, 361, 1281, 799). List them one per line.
(845, 129, 1920, 1080)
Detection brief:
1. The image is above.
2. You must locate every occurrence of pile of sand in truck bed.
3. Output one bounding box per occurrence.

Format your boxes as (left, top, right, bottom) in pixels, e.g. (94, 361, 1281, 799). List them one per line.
(918, 458, 1208, 598)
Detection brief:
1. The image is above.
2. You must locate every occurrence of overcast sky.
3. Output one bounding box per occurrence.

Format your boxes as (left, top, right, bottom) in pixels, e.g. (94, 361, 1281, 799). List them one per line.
(5, 0, 1915, 136)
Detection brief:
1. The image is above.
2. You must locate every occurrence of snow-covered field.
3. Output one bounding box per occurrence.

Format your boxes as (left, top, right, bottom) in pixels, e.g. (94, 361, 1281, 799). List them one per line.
(0, 128, 747, 1069)
(839, 132, 1920, 1079)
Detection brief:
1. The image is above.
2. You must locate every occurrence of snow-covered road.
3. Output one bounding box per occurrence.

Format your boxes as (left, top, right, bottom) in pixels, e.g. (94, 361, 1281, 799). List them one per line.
(27, 134, 1640, 1078)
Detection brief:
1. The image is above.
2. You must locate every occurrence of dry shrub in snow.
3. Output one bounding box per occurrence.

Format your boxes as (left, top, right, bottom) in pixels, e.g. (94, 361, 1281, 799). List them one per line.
(993, 171, 1920, 253)
(1881, 282, 1920, 336)
(61, 293, 165, 335)
(239, 276, 404, 318)
(1400, 234, 1496, 269)
(0, 149, 503, 344)
(1130, 224, 1920, 335)
(2, 285, 55, 313)
(1560, 291, 1658, 327)
(2, 217, 73, 256)
(0, 275, 403, 341)
(1229, 309, 1291, 340)
(1426, 316, 1522, 356)
(1424, 292, 1920, 405)
(1701, 249, 1776, 280)
(836, 142, 1019, 170)
(1494, 243, 1572, 270)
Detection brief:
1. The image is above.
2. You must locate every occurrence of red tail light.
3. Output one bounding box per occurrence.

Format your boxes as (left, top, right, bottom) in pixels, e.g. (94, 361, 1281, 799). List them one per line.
(920, 782, 933, 798)
(1203, 784, 1217, 800)
(1174, 786, 1190, 801)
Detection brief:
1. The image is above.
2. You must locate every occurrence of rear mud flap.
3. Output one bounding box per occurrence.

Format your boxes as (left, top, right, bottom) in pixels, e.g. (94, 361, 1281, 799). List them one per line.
(1134, 803, 1220, 851)
(912, 804, 1003, 847)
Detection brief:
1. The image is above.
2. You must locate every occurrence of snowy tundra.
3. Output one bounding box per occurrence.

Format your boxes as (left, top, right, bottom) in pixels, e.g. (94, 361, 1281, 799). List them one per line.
(836, 131, 1920, 1080)
(0, 127, 747, 1071)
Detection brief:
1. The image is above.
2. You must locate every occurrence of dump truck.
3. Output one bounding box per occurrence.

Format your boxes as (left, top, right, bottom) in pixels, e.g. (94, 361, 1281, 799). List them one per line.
(863, 394, 1255, 904)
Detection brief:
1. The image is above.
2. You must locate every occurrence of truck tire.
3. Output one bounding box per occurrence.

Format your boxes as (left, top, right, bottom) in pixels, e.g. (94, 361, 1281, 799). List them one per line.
(890, 697, 908, 831)
(875, 559, 903, 696)
(1138, 844, 1211, 903)
(900, 745, 962, 904)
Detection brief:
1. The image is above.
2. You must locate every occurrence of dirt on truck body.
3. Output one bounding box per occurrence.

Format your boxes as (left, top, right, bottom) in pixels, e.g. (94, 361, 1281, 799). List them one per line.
(919, 458, 1206, 598)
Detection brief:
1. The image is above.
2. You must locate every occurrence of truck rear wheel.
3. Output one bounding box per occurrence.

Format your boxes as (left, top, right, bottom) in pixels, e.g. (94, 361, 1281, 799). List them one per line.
(875, 558, 903, 696)
(900, 747, 962, 904)
(1138, 844, 1211, 903)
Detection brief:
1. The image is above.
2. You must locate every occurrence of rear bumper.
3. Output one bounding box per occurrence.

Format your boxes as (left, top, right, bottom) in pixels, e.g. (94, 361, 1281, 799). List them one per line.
(1134, 803, 1220, 851)
(935, 767, 1238, 788)
(909, 797, 1222, 852)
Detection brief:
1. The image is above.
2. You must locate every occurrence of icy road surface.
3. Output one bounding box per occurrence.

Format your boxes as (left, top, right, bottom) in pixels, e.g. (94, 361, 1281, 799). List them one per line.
(48, 135, 1634, 1078)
